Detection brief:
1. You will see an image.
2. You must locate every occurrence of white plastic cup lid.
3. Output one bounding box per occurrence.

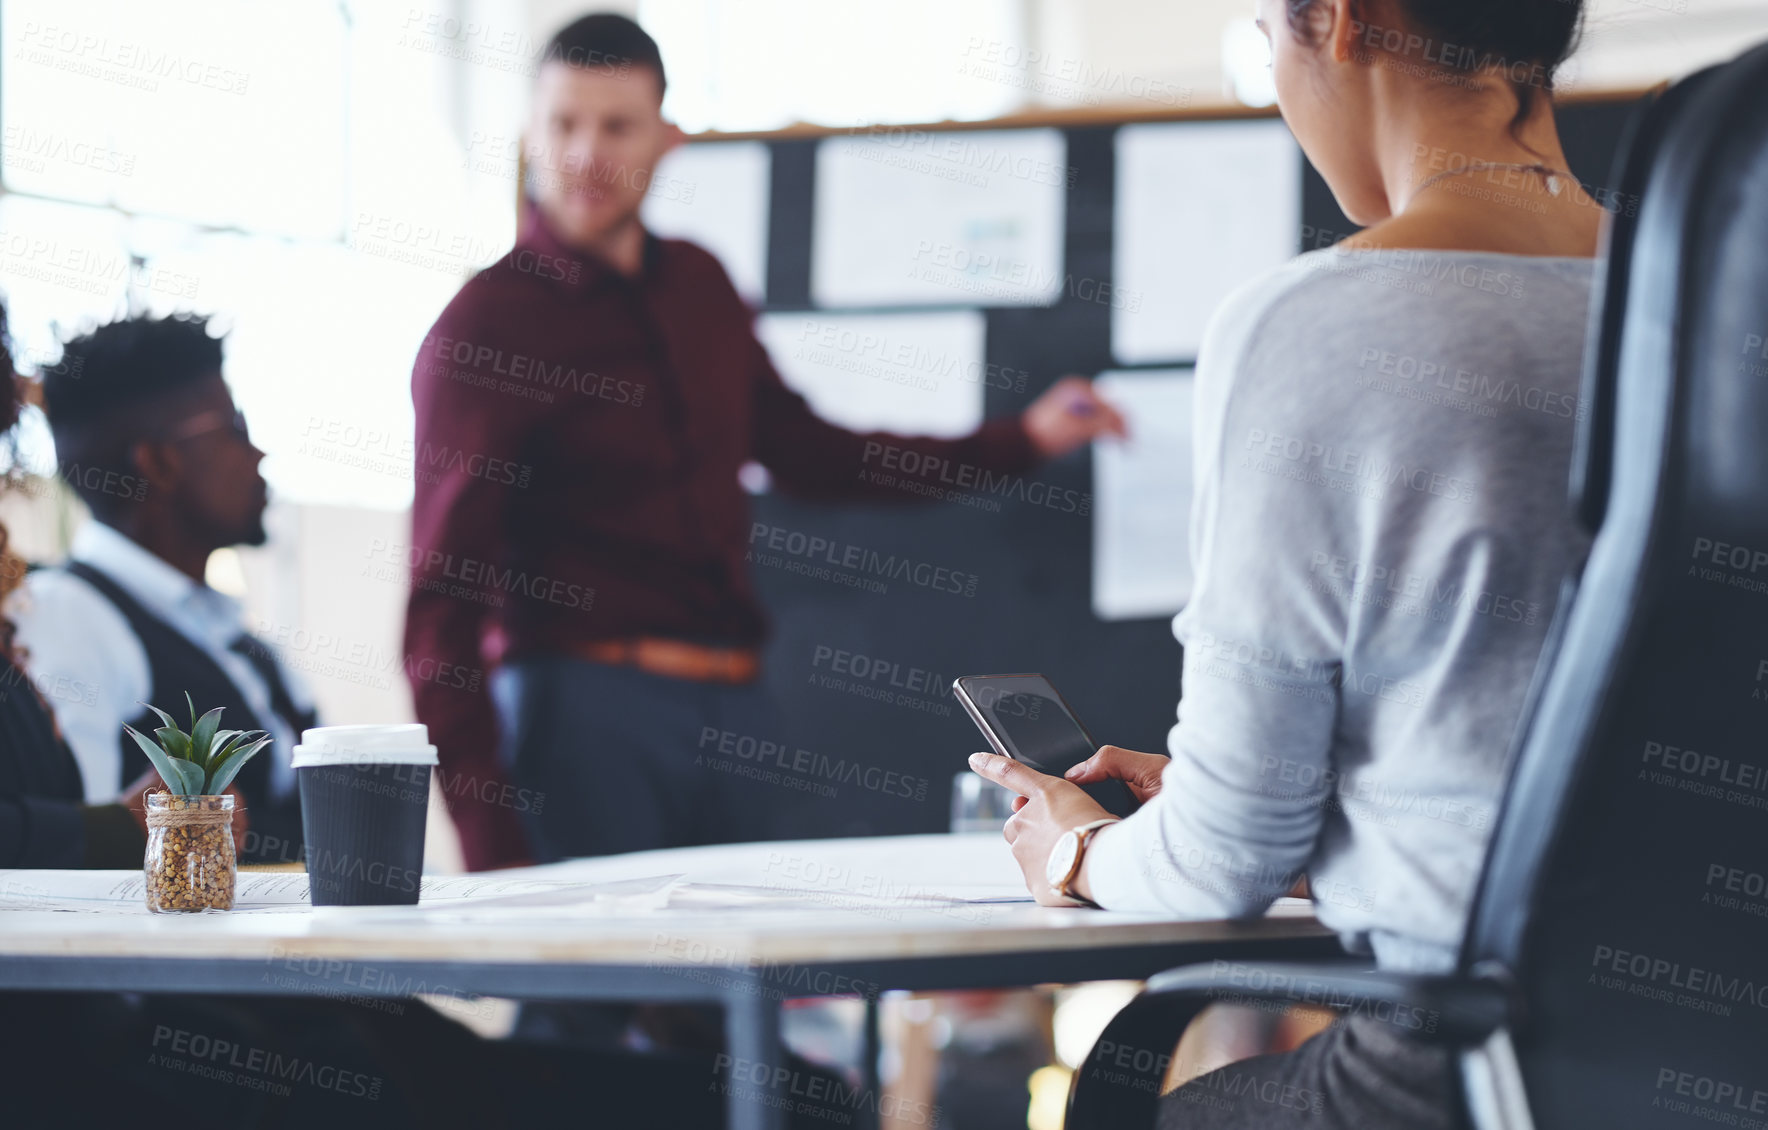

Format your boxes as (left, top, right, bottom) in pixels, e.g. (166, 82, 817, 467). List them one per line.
(291, 724, 438, 768)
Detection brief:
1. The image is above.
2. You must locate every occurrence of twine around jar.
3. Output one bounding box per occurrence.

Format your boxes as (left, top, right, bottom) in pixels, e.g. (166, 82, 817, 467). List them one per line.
(145, 794, 234, 828)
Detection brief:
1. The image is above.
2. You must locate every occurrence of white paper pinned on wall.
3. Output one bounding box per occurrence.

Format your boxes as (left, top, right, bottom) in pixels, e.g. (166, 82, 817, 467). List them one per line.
(755, 310, 988, 437)
(1092, 369, 1196, 621)
(642, 141, 772, 305)
(1112, 121, 1302, 364)
(812, 128, 1067, 308)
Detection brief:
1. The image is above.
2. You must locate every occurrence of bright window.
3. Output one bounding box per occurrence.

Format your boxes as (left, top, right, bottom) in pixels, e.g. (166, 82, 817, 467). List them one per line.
(0, 0, 519, 509)
(3, 0, 349, 239)
(639, 0, 1029, 132)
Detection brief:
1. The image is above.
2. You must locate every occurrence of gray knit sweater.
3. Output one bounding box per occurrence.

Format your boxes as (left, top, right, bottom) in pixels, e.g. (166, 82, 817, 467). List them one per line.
(1088, 247, 1597, 972)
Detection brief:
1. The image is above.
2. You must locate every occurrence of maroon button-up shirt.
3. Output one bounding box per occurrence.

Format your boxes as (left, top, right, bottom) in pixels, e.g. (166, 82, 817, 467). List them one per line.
(405, 208, 1039, 868)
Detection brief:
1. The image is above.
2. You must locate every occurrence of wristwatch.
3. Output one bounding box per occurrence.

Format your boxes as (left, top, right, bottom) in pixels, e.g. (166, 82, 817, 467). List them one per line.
(1045, 818, 1120, 906)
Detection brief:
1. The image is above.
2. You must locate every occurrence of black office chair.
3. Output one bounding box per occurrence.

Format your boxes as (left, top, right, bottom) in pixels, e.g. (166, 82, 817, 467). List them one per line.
(1068, 41, 1768, 1130)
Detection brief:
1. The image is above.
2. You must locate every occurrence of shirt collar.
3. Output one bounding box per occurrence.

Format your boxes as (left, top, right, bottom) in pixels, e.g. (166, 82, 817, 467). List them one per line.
(513, 197, 664, 292)
(70, 521, 244, 633)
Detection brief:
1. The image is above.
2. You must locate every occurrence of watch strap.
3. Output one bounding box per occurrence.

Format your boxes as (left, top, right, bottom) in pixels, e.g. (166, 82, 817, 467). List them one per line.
(1057, 818, 1120, 906)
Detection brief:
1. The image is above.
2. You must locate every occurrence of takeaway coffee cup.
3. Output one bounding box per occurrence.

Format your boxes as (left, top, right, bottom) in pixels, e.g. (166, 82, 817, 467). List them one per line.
(293, 724, 436, 906)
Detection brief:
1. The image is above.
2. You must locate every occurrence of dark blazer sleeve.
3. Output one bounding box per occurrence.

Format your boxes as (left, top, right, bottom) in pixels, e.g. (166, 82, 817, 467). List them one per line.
(0, 660, 94, 868)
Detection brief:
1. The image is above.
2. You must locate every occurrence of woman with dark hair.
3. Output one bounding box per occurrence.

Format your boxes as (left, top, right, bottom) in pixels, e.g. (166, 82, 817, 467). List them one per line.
(973, 0, 1598, 1124)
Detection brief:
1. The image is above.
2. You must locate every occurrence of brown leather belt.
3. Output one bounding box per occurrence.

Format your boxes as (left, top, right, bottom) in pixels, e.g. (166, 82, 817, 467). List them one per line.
(572, 637, 761, 684)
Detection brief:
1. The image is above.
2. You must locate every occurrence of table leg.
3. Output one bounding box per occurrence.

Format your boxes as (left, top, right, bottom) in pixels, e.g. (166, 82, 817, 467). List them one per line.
(724, 987, 785, 1130)
(856, 995, 882, 1130)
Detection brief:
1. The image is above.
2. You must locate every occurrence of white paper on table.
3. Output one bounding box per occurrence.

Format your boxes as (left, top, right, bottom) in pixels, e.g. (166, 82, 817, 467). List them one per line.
(666, 881, 1032, 911)
(413, 874, 592, 902)
(0, 834, 1040, 916)
(0, 870, 676, 916)
(535, 833, 1030, 899)
(1112, 120, 1302, 364)
(642, 141, 772, 305)
(1092, 370, 1196, 620)
(812, 128, 1066, 308)
(412, 875, 683, 922)
(754, 310, 988, 437)
(0, 870, 312, 914)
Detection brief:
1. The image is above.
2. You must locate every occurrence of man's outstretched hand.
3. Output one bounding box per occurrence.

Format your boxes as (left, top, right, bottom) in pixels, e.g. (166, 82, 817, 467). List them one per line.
(1022, 376, 1128, 458)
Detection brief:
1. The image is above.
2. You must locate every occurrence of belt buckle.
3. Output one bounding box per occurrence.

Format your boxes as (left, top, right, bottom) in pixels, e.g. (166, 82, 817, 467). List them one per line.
(657, 638, 707, 680)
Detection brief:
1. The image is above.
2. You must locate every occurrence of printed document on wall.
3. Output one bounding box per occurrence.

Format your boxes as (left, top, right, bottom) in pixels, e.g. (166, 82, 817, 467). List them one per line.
(812, 129, 1067, 308)
(1113, 121, 1301, 363)
(1092, 369, 1196, 620)
(643, 141, 772, 305)
(755, 310, 988, 437)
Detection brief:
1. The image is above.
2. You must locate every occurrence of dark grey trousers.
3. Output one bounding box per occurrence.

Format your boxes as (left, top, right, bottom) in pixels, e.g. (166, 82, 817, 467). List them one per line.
(492, 656, 788, 861)
(1157, 1016, 1455, 1129)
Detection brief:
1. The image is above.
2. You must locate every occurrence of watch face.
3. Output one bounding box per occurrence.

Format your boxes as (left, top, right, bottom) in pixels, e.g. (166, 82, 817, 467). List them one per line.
(1046, 830, 1080, 888)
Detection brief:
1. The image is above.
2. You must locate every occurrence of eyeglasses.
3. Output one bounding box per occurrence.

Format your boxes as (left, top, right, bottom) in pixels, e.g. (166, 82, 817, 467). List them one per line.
(164, 408, 251, 445)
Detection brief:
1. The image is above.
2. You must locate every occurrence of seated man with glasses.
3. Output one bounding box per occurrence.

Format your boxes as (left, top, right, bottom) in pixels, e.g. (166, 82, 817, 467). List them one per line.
(10, 314, 313, 864)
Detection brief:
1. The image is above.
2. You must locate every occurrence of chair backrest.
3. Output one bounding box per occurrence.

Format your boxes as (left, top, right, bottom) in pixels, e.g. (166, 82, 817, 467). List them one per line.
(1461, 42, 1768, 1128)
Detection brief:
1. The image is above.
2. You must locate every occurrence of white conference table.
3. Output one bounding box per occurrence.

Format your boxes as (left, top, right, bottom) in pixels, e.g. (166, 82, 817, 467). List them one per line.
(0, 834, 1338, 1130)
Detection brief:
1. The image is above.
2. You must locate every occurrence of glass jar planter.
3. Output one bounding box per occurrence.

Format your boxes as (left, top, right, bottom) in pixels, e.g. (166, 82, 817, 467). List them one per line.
(144, 793, 236, 912)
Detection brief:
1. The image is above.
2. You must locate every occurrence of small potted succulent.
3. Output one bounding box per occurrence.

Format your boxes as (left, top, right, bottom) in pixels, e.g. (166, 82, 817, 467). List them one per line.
(125, 696, 271, 913)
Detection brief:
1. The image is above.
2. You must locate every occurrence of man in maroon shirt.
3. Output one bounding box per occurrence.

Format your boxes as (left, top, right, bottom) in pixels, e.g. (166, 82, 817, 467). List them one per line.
(405, 14, 1123, 870)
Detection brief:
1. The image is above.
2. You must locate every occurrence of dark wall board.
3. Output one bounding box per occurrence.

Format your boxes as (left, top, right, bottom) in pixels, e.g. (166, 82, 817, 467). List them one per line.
(740, 99, 1645, 841)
